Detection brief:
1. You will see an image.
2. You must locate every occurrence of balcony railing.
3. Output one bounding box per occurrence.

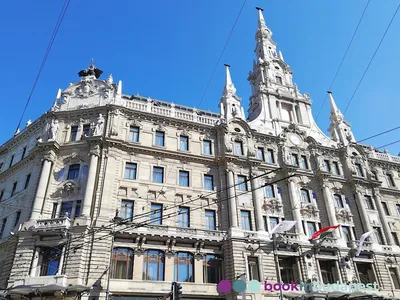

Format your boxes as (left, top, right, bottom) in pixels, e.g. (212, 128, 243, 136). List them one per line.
(34, 217, 71, 231)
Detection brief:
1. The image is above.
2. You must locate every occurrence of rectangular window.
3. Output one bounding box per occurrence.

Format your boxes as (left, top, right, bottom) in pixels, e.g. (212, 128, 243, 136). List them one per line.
(364, 196, 374, 210)
(67, 164, 80, 180)
(153, 167, 164, 183)
(124, 163, 137, 180)
(179, 170, 189, 187)
(150, 203, 163, 225)
(111, 248, 134, 279)
(341, 226, 351, 242)
(203, 254, 222, 283)
(392, 232, 400, 246)
(355, 163, 363, 177)
(319, 260, 336, 284)
(324, 160, 331, 173)
(257, 148, 265, 161)
(234, 141, 244, 156)
(266, 149, 275, 163)
(263, 216, 268, 231)
(332, 162, 340, 175)
(248, 257, 260, 281)
(14, 211, 21, 228)
(0, 218, 7, 237)
(334, 194, 344, 208)
(70, 126, 78, 141)
(174, 252, 194, 282)
(21, 147, 27, 160)
(178, 207, 190, 228)
(306, 222, 316, 238)
(279, 257, 298, 283)
(269, 217, 279, 231)
(204, 175, 214, 191)
(143, 250, 165, 281)
(205, 210, 216, 230)
(397, 204, 400, 216)
(389, 268, 400, 290)
(129, 126, 140, 142)
(374, 227, 384, 244)
(24, 174, 31, 190)
(291, 154, 299, 166)
(179, 136, 189, 151)
(121, 200, 134, 221)
(371, 171, 379, 180)
(40, 248, 62, 276)
(82, 124, 91, 137)
(60, 202, 73, 218)
(9, 155, 14, 168)
(264, 184, 275, 198)
(300, 155, 308, 169)
(11, 182, 17, 197)
(237, 175, 247, 191)
(0, 190, 4, 202)
(382, 202, 390, 215)
(155, 131, 165, 147)
(203, 140, 212, 155)
(241, 211, 251, 231)
(51, 203, 58, 219)
(387, 174, 396, 187)
(276, 76, 282, 85)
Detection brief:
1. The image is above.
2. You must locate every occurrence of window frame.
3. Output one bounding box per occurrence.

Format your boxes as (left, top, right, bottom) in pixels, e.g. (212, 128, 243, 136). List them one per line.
(300, 189, 311, 203)
(152, 166, 164, 183)
(203, 254, 222, 284)
(111, 247, 134, 279)
(234, 141, 244, 156)
(291, 154, 299, 166)
(124, 162, 137, 180)
(40, 247, 62, 276)
(334, 194, 344, 208)
(237, 175, 248, 191)
(150, 203, 163, 225)
(142, 250, 165, 281)
(70, 126, 78, 141)
(300, 155, 308, 169)
(179, 135, 189, 151)
(24, 174, 31, 190)
(266, 149, 275, 164)
(204, 175, 214, 191)
(387, 173, 396, 187)
(129, 126, 140, 143)
(241, 210, 252, 231)
(264, 184, 275, 198)
(202, 140, 212, 155)
(67, 164, 80, 180)
(173, 252, 194, 282)
(205, 210, 216, 230)
(257, 147, 265, 161)
(155, 131, 165, 147)
(120, 200, 134, 221)
(178, 170, 190, 187)
(247, 257, 260, 281)
(178, 207, 190, 228)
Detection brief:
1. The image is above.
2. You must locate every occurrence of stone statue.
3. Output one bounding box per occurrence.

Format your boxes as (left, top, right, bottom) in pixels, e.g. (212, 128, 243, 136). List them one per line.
(282, 147, 291, 164)
(93, 114, 105, 136)
(48, 119, 59, 141)
(225, 135, 232, 153)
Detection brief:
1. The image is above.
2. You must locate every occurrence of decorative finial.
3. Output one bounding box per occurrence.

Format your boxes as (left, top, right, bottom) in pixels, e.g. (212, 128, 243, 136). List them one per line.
(224, 64, 231, 68)
(78, 59, 103, 79)
(256, 7, 264, 11)
(26, 120, 32, 127)
(327, 91, 332, 94)
(107, 74, 114, 84)
(117, 80, 122, 95)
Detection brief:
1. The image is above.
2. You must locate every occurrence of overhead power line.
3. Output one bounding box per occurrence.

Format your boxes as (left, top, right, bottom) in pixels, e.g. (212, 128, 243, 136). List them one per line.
(377, 139, 400, 149)
(314, 0, 371, 122)
(356, 125, 400, 144)
(198, 0, 247, 107)
(15, 0, 71, 134)
(343, 2, 400, 114)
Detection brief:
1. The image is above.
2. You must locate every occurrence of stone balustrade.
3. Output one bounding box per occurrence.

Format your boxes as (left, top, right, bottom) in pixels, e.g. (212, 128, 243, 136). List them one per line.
(369, 151, 400, 164)
(34, 217, 71, 231)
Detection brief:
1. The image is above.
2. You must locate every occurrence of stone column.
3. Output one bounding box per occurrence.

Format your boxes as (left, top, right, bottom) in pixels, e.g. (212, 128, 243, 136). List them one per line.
(133, 253, 144, 280)
(355, 192, 375, 242)
(194, 257, 203, 283)
(164, 254, 174, 281)
(227, 170, 238, 228)
(373, 190, 395, 245)
(322, 184, 340, 239)
(288, 179, 304, 235)
(31, 156, 53, 220)
(250, 172, 265, 231)
(81, 146, 100, 217)
(30, 248, 40, 276)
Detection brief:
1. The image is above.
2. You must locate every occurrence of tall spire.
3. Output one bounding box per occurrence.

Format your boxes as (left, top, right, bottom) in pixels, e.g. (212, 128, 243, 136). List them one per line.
(220, 64, 244, 121)
(327, 91, 355, 145)
(255, 7, 272, 41)
(328, 91, 344, 122)
(256, 7, 265, 27)
(222, 64, 237, 97)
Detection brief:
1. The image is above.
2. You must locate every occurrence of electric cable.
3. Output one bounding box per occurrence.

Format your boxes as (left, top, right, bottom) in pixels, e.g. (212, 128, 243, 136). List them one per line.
(14, 0, 71, 134)
(198, 0, 247, 106)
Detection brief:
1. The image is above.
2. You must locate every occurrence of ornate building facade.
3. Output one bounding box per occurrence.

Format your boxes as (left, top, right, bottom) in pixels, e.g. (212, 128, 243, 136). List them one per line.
(0, 7, 400, 300)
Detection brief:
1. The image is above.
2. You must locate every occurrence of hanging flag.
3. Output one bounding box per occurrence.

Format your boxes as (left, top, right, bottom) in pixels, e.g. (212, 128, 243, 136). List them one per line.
(270, 220, 297, 235)
(311, 225, 340, 240)
(356, 229, 376, 256)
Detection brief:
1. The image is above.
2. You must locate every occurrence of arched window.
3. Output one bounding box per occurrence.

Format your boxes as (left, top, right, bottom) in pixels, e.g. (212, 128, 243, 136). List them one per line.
(264, 185, 275, 198)
(300, 189, 311, 203)
(174, 252, 194, 282)
(111, 248, 134, 279)
(143, 250, 165, 281)
(203, 254, 222, 283)
(334, 194, 344, 208)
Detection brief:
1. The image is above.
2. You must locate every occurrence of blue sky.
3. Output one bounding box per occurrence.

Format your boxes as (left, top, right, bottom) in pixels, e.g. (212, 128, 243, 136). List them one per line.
(1, 0, 399, 154)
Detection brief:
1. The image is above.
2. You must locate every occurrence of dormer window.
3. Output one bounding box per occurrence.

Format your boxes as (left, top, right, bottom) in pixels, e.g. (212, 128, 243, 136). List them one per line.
(276, 76, 283, 85)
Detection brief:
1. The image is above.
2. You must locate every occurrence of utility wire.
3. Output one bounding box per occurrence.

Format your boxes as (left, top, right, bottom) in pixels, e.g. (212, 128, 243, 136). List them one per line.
(14, 0, 71, 134)
(28, 173, 295, 268)
(314, 0, 371, 122)
(356, 125, 400, 144)
(198, 0, 247, 107)
(343, 2, 400, 114)
(377, 139, 400, 149)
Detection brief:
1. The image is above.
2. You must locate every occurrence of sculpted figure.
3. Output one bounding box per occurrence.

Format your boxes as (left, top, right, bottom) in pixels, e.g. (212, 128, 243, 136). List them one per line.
(93, 114, 105, 136)
(48, 119, 59, 141)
